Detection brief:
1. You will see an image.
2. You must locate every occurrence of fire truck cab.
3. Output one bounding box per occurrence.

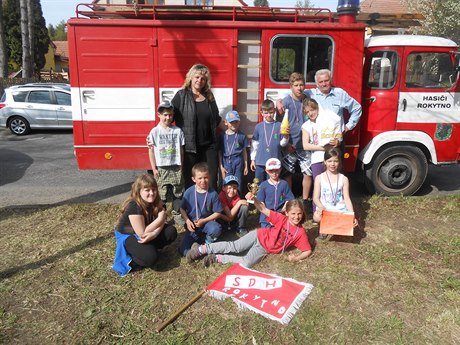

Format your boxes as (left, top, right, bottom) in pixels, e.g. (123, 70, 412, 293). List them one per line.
(67, 2, 460, 196)
(360, 35, 460, 195)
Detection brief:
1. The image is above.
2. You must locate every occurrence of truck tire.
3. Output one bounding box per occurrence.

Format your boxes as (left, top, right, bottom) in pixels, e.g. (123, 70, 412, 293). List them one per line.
(9, 116, 31, 136)
(364, 145, 428, 196)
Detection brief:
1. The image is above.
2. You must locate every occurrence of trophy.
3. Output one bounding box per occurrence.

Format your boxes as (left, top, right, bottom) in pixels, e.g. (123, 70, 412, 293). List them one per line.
(246, 178, 260, 204)
(280, 109, 290, 135)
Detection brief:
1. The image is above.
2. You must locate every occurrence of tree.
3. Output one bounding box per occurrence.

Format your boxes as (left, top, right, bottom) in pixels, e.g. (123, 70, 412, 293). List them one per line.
(404, 0, 460, 44)
(20, 0, 32, 77)
(3, 0, 49, 75)
(48, 20, 68, 41)
(253, 0, 269, 7)
(0, 2, 7, 78)
(27, 0, 35, 77)
(295, 0, 314, 8)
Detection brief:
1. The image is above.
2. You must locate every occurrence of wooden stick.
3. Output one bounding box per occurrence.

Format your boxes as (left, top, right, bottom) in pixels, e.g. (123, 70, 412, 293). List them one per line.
(156, 289, 206, 333)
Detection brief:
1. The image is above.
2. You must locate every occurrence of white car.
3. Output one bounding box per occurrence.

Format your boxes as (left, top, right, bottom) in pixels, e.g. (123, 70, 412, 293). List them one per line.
(0, 83, 72, 135)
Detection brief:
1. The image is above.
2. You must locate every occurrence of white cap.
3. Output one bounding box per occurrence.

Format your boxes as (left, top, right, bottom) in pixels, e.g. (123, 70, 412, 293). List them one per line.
(265, 158, 281, 170)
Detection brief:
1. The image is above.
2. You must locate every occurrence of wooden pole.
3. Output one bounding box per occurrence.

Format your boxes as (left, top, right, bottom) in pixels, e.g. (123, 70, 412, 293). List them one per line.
(156, 289, 206, 333)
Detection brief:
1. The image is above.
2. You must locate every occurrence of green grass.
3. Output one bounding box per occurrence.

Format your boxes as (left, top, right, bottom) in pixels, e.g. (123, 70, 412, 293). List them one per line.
(0, 195, 459, 344)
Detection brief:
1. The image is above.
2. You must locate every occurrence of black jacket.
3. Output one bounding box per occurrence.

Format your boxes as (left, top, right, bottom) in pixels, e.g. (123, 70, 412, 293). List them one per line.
(171, 88, 221, 153)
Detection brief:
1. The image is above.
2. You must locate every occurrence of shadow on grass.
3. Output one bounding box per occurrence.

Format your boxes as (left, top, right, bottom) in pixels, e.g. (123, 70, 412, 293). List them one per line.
(0, 182, 133, 221)
(0, 232, 113, 280)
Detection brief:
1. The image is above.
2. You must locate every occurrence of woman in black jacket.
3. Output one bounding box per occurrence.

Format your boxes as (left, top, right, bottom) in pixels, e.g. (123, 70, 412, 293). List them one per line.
(171, 64, 222, 190)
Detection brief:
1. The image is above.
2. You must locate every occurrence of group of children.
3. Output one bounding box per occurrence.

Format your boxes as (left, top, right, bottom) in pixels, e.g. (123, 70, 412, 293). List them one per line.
(136, 72, 357, 271)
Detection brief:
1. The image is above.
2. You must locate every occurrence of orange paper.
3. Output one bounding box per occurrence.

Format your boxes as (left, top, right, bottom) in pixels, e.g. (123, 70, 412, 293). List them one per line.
(319, 210, 354, 236)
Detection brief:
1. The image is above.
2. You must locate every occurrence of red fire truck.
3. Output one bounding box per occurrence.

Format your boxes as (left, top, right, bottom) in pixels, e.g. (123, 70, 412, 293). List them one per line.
(67, 1, 460, 196)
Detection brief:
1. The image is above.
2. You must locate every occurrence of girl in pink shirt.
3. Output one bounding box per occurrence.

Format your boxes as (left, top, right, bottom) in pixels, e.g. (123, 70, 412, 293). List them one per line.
(186, 196, 312, 267)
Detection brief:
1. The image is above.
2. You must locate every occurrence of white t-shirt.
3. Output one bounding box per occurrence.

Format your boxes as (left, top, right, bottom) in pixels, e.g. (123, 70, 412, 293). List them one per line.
(148, 125, 185, 167)
(301, 106, 342, 164)
(302, 118, 324, 164)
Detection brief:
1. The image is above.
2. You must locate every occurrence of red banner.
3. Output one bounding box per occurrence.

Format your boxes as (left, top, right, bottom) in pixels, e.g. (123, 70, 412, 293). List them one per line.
(206, 264, 313, 324)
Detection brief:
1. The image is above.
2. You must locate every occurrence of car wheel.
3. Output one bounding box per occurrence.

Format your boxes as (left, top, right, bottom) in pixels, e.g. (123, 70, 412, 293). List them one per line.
(8, 116, 31, 136)
(364, 145, 428, 196)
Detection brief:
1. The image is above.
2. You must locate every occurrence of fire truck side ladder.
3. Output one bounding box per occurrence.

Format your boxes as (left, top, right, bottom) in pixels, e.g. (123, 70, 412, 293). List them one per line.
(237, 32, 261, 136)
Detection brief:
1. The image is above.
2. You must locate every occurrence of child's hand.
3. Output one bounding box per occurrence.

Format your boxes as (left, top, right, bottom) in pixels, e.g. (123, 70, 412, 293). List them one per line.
(276, 99, 285, 114)
(329, 138, 340, 147)
(220, 167, 227, 177)
(186, 219, 196, 232)
(353, 218, 359, 228)
(286, 143, 295, 153)
(138, 231, 157, 243)
(239, 199, 249, 206)
(152, 168, 159, 178)
(194, 219, 205, 228)
(245, 192, 255, 201)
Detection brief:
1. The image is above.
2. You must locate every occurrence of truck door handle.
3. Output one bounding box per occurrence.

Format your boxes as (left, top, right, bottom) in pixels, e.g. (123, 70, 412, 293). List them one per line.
(402, 99, 407, 111)
(82, 90, 95, 100)
(363, 96, 376, 103)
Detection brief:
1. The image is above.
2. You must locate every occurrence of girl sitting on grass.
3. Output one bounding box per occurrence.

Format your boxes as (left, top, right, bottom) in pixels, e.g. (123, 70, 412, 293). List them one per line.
(113, 174, 177, 276)
(312, 147, 358, 227)
(186, 196, 312, 268)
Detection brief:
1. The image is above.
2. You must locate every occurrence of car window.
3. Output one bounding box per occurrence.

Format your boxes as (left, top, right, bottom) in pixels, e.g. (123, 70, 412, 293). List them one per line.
(12, 91, 28, 102)
(367, 50, 399, 89)
(405, 52, 456, 88)
(55, 91, 71, 106)
(27, 91, 52, 104)
(0, 92, 6, 102)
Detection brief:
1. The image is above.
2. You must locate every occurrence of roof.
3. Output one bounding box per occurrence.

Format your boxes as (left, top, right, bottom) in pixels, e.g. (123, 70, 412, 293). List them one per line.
(360, 0, 412, 14)
(356, 0, 423, 29)
(53, 41, 69, 59)
(366, 35, 458, 48)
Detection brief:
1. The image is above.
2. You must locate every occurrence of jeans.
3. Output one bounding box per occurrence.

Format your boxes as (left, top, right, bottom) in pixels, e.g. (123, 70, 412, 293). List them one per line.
(179, 220, 222, 256)
(218, 204, 249, 231)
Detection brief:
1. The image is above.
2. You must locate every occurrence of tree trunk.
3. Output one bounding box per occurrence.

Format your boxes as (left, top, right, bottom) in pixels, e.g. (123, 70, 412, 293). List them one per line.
(20, 0, 31, 78)
(0, 2, 7, 78)
(27, 0, 35, 76)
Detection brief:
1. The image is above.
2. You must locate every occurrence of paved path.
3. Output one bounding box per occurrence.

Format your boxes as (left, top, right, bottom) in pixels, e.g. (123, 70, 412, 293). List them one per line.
(0, 129, 458, 208)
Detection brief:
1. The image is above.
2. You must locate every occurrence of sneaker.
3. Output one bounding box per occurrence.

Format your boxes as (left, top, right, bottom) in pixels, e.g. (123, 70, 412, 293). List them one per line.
(203, 254, 217, 267)
(237, 228, 248, 237)
(317, 234, 328, 241)
(186, 243, 202, 263)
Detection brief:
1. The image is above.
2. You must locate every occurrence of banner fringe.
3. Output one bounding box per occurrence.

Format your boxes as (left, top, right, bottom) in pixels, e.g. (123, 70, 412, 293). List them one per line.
(207, 276, 314, 325)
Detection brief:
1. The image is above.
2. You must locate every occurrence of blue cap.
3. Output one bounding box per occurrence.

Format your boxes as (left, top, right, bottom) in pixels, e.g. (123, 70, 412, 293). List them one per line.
(223, 175, 240, 186)
(225, 110, 240, 122)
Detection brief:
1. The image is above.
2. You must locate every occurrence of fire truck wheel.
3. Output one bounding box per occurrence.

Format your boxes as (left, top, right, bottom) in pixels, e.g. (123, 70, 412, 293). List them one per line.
(365, 145, 428, 196)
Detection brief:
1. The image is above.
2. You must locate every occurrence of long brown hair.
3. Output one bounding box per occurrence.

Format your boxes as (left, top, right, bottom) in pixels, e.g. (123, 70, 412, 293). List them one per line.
(120, 174, 162, 223)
